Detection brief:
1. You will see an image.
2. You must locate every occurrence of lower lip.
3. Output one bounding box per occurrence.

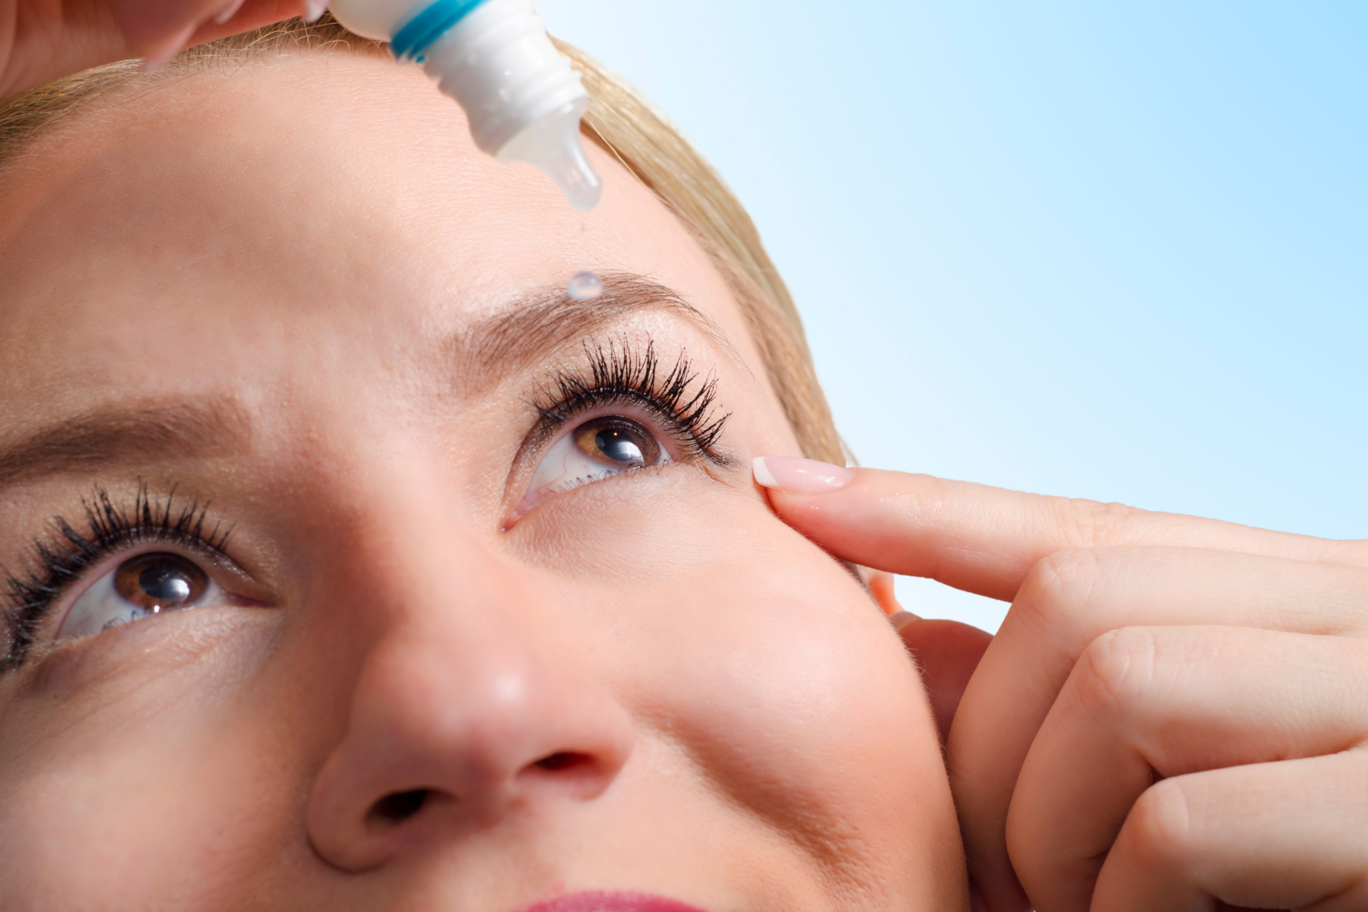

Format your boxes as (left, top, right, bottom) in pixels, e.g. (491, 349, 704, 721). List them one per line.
(518, 891, 710, 912)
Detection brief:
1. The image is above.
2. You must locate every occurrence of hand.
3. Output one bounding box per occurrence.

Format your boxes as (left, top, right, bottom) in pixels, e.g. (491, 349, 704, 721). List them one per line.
(753, 457, 1368, 912)
(1, 0, 320, 97)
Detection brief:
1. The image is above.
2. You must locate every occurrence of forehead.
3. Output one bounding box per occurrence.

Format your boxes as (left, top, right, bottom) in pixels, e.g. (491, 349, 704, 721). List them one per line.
(0, 50, 761, 421)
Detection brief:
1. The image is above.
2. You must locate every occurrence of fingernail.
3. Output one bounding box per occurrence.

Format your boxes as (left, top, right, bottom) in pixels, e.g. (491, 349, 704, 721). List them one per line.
(138, 21, 197, 72)
(303, 0, 329, 22)
(752, 456, 855, 495)
(214, 0, 247, 24)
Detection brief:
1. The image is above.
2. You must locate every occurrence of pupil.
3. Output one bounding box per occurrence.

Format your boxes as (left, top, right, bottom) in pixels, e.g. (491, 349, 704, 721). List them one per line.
(596, 428, 644, 464)
(139, 564, 192, 605)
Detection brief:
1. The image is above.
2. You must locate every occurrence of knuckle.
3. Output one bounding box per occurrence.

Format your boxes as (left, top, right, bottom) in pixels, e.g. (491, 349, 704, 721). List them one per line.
(1074, 627, 1160, 717)
(1014, 548, 1105, 632)
(1121, 778, 1194, 868)
(1056, 496, 1145, 549)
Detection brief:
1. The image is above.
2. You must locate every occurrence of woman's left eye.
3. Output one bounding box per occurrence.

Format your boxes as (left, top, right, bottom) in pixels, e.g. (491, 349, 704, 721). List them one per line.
(517, 415, 670, 516)
(56, 551, 229, 641)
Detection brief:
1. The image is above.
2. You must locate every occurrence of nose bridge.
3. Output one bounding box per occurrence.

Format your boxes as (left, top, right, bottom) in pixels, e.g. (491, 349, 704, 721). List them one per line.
(324, 456, 541, 661)
(306, 467, 634, 870)
(342, 464, 585, 762)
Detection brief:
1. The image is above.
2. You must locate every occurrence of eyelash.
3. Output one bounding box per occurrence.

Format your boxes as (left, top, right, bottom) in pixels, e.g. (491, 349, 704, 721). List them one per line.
(1, 486, 231, 671)
(533, 341, 731, 462)
(0, 345, 728, 668)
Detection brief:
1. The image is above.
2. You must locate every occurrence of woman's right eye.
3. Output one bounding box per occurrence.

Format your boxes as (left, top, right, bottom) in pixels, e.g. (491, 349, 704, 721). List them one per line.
(55, 551, 229, 641)
(515, 415, 670, 518)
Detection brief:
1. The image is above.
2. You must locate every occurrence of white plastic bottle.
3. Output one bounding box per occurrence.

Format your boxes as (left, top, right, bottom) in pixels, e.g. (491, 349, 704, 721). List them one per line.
(329, 0, 603, 211)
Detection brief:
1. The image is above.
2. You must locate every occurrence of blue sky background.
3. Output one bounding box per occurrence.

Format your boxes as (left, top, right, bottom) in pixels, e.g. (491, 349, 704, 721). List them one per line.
(537, 0, 1368, 631)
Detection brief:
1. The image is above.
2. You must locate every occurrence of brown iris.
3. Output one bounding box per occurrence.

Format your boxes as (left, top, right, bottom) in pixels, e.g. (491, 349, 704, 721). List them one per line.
(572, 417, 661, 469)
(112, 553, 209, 614)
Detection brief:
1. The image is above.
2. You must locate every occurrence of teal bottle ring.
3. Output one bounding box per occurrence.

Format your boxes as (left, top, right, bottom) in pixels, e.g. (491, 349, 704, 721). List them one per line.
(391, 0, 490, 61)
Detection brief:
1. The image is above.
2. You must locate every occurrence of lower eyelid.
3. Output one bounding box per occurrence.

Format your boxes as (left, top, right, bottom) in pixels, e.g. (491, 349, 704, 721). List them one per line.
(507, 460, 671, 529)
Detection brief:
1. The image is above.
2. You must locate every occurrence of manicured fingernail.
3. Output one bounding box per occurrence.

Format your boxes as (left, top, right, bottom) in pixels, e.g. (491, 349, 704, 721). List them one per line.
(214, 0, 247, 23)
(303, 0, 329, 22)
(138, 21, 197, 72)
(752, 456, 854, 495)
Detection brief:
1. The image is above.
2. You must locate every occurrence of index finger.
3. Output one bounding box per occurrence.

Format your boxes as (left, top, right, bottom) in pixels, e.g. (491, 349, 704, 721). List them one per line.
(755, 460, 1367, 601)
(114, 0, 318, 65)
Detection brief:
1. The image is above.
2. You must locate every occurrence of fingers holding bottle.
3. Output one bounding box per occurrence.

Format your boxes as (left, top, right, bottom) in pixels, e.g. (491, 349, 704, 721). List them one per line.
(0, 0, 328, 96)
(115, 0, 328, 72)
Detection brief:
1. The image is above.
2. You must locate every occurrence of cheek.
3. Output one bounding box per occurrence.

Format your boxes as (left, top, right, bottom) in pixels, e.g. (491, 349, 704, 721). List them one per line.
(0, 617, 298, 910)
(0, 730, 270, 908)
(534, 480, 963, 902)
(641, 556, 954, 896)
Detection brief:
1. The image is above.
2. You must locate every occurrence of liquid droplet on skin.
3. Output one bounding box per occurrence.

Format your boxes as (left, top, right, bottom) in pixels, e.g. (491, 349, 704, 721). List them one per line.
(567, 272, 605, 301)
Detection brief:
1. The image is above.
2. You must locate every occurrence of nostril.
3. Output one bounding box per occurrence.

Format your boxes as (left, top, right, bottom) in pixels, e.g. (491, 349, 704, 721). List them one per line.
(534, 751, 590, 772)
(367, 788, 429, 826)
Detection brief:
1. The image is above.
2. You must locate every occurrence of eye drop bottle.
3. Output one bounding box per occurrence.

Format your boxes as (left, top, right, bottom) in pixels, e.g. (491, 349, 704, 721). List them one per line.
(328, 0, 602, 211)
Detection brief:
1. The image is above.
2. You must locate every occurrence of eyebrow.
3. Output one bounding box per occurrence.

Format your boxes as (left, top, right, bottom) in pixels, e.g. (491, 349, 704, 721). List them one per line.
(0, 398, 252, 487)
(453, 272, 741, 392)
(0, 274, 736, 486)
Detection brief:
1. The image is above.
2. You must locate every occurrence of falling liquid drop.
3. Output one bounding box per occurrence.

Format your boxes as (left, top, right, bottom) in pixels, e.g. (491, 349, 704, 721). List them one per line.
(567, 271, 604, 301)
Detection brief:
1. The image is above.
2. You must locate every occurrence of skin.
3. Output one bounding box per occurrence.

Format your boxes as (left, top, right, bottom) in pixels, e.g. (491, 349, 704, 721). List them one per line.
(0, 50, 966, 911)
(9, 16, 1366, 912)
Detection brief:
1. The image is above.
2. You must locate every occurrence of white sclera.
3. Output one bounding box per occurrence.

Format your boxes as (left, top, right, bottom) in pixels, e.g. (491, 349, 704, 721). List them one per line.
(514, 420, 669, 520)
(57, 558, 228, 640)
(567, 272, 605, 301)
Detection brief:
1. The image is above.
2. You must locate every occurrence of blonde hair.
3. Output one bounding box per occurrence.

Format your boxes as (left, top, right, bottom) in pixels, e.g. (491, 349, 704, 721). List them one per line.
(0, 18, 843, 464)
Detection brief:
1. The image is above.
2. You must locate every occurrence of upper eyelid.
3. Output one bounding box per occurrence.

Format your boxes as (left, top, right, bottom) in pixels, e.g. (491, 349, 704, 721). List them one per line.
(536, 402, 688, 465)
(533, 392, 700, 451)
(528, 343, 731, 461)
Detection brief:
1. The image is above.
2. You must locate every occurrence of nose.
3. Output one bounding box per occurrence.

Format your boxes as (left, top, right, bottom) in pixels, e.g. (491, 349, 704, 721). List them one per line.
(305, 518, 634, 871)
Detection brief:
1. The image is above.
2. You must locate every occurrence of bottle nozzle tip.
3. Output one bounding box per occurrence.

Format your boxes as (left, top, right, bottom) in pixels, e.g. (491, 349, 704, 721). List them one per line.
(501, 112, 603, 212)
(545, 131, 603, 212)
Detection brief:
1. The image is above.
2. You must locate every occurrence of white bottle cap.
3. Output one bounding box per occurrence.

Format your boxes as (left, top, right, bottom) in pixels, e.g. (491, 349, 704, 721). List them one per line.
(330, 0, 602, 211)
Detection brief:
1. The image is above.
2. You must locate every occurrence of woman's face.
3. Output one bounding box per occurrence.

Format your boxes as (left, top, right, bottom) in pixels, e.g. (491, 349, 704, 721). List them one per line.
(0, 49, 963, 910)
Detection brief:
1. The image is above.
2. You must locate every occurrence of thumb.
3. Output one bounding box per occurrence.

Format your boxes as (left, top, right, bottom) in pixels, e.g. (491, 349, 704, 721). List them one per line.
(892, 613, 993, 745)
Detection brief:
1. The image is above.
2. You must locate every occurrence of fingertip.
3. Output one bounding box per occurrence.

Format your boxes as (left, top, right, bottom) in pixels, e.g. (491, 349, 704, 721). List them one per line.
(751, 455, 777, 488)
(869, 570, 905, 617)
(751, 456, 855, 496)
